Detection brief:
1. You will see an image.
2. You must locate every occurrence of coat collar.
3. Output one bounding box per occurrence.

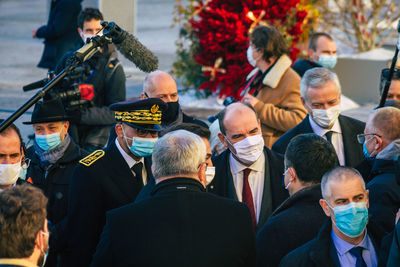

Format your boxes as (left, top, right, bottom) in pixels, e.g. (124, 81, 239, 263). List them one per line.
(151, 177, 205, 196)
(246, 54, 292, 89)
(271, 184, 321, 217)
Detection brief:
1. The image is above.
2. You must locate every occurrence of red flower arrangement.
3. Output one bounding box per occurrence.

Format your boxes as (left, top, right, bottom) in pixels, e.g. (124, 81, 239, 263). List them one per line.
(172, 0, 315, 99)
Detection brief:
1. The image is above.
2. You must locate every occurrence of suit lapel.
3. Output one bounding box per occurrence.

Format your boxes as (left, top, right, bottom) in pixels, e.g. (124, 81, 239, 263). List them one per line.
(226, 151, 238, 201)
(339, 115, 363, 167)
(301, 114, 314, 133)
(106, 142, 143, 202)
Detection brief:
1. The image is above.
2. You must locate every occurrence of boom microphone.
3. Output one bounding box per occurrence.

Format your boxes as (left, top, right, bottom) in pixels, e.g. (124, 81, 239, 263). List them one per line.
(102, 21, 158, 73)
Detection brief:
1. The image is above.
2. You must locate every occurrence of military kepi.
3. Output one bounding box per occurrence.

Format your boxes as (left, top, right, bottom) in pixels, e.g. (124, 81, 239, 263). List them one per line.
(110, 98, 167, 131)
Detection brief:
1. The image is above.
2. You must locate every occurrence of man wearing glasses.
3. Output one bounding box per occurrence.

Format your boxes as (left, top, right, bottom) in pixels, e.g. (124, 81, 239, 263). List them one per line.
(357, 106, 400, 233)
(379, 68, 400, 102)
(63, 98, 167, 266)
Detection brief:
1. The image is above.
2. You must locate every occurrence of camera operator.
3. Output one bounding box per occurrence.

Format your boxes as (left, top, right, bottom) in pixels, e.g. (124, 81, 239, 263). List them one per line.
(56, 7, 126, 152)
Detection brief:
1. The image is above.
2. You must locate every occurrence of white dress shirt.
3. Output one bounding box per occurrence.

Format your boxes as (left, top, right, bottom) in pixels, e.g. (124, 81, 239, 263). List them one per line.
(229, 152, 265, 223)
(309, 116, 345, 166)
(115, 138, 147, 185)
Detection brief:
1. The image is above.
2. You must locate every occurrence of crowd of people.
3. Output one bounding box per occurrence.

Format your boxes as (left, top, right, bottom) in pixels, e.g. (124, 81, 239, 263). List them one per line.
(1, 5, 400, 267)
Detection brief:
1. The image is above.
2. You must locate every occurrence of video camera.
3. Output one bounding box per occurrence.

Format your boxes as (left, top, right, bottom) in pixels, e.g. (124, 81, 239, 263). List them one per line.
(23, 65, 94, 111)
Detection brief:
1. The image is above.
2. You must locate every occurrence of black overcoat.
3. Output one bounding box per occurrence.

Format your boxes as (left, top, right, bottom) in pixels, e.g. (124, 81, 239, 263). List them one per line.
(256, 184, 326, 267)
(90, 178, 256, 267)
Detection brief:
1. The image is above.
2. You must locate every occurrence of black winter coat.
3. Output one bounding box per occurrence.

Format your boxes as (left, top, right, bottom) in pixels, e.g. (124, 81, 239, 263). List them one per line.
(279, 219, 386, 267)
(26, 139, 85, 252)
(256, 184, 327, 267)
(90, 178, 256, 267)
(36, 0, 82, 70)
(367, 158, 400, 233)
(63, 140, 153, 267)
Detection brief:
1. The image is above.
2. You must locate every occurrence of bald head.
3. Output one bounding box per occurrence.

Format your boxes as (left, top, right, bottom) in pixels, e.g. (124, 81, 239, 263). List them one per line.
(321, 167, 365, 201)
(218, 103, 258, 136)
(367, 107, 400, 143)
(142, 70, 178, 103)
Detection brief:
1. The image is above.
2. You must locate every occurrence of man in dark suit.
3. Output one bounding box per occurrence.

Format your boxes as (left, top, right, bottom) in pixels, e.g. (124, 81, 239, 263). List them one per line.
(362, 107, 400, 232)
(63, 98, 167, 266)
(272, 68, 365, 168)
(91, 130, 256, 267)
(208, 102, 288, 231)
(280, 167, 386, 267)
(257, 133, 339, 267)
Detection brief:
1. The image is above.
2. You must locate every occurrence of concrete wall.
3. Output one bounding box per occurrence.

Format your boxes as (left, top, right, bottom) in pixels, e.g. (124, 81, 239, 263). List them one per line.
(82, 0, 137, 34)
(333, 57, 390, 105)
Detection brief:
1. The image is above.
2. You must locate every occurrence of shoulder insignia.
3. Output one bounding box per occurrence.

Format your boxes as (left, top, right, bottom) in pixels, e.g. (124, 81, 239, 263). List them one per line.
(108, 63, 114, 68)
(79, 150, 105, 167)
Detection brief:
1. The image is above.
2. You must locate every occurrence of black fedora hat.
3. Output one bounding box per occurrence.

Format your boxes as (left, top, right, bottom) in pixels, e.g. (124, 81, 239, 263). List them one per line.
(23, 99, 70, 125)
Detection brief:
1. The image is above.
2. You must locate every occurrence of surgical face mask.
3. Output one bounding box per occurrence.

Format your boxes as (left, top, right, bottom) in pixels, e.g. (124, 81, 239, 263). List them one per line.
(311, 105, 341, 129)
(122, 126, 157, 157)
(330, 201, 368, 238)
(39, 231, 49, 267)
(35, 132, 62, 151)
(318, 55, 337, 69)
(0, 161, 21, 185)
(247, 46, 261, 67)
(205, 166, 215, 186)
(226, 134, 264, 166)
(363, 142, 373, 160)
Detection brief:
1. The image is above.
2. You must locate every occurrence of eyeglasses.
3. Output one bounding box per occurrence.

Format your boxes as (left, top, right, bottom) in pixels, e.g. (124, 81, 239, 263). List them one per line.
(198, 161, 209, 169)
(356, 133, 382, 144)
(135, 128, 159, 138)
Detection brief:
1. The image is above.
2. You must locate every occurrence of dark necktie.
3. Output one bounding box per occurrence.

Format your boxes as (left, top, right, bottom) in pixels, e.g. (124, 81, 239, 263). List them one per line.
(349, 246, 367, 267)
(131, 162, 144, 186)
(325, 131, 333, 145)
(242, 168, 257, 230)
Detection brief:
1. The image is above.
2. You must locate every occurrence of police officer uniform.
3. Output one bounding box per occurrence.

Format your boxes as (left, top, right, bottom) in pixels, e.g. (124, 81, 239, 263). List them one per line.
(63, 98, 166, 267)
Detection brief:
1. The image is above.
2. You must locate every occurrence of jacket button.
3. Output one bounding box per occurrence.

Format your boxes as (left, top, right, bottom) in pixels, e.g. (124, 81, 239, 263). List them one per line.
(55, 192, 63, 199)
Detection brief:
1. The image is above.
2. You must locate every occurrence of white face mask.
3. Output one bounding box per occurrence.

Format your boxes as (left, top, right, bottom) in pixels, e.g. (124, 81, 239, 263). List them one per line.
(227, 134, 264, 165)
(0, 161, 22, 186)
(205, 166, 215, 186)
(311, 104, 341, 128)
(81, 31, 103, 44)
(247, 46, 261, 67)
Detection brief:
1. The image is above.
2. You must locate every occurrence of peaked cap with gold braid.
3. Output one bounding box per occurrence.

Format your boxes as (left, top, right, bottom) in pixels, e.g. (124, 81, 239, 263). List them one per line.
(110, 98, 167, 131)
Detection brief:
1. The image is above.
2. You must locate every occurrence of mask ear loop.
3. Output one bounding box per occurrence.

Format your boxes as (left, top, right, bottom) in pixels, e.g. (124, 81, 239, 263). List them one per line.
(120, 124, 132, 149)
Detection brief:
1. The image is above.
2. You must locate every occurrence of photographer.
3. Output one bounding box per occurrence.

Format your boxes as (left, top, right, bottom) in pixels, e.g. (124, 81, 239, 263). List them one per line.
(56, 7, 126, 152)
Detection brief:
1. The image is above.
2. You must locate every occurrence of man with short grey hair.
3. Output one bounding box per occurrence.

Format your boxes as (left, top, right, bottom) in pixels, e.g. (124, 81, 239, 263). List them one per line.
(280, 166, 386, 267)
(273, 67, 365, 168)
(91, 130, 256, 267)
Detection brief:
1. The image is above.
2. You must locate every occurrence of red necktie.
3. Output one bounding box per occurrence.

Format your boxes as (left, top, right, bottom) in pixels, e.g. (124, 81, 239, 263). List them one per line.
(242, 168, 257, 230)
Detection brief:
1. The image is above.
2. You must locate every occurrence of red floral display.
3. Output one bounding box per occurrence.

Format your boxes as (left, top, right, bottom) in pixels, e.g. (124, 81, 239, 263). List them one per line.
(174, 0, 312, 99)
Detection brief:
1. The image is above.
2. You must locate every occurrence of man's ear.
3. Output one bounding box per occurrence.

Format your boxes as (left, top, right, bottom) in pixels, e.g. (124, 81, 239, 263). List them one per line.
(218, 133, 228, 148)
(64, 121, 70, 133)
(77, 28, 83, 36)
(198, 163, 206, 187)
(308, 49, 316, 61)
(115, 124, 123, 138)
(319, 199, 331, 217)
(365, 189, 369, 209)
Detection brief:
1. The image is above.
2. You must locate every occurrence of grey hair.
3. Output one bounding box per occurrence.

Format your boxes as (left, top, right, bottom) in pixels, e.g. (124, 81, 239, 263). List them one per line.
(300, 68, 341, 101)
(321, 166, 365, 201)
(152, 129, 206, 179)
(143, 74, 152, 94)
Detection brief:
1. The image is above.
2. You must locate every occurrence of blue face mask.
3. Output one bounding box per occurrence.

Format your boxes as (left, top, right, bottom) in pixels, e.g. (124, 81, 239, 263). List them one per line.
(330, 201, 368, 238)
(35, 132, 62, 151)
(318, 55, 337, 69)
(129, 137, 157, 157)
